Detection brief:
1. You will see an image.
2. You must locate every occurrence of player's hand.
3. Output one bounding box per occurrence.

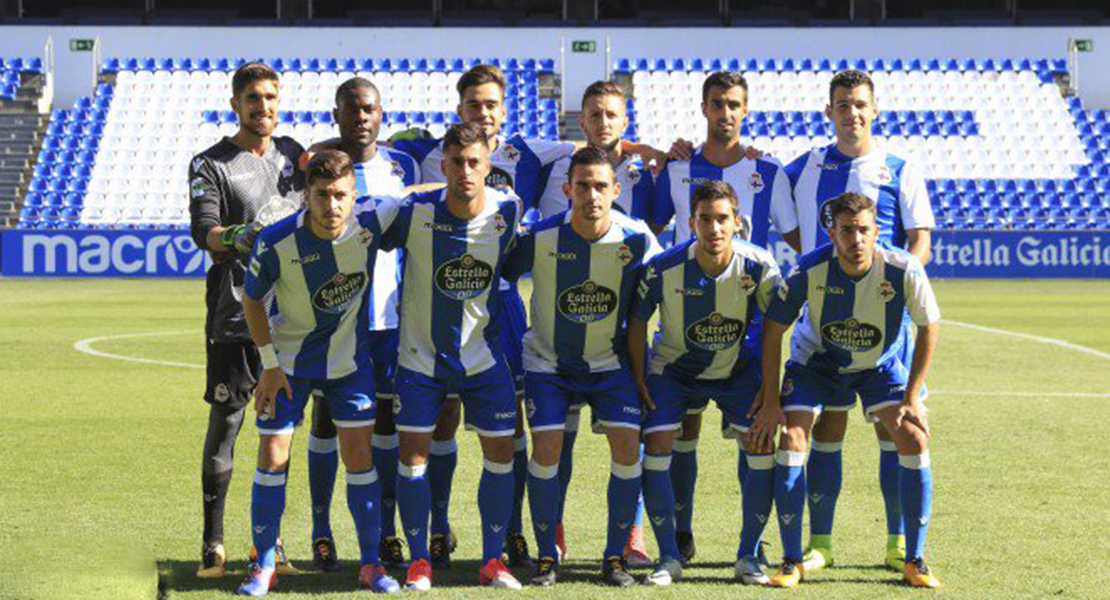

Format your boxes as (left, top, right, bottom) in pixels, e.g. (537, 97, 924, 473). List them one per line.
(747, 386, 765, 417)
(298, 150, 314, 172)
(667, 138, 695, 161)
(895, 397, 930, 438)
(742, 144, 765, 160)
(637, 382, 656, 412)
(220, 223, 263, 255)
(641, 146, 669, 176)
(255, 367, 291, 420)
(749, 401, 785, 450)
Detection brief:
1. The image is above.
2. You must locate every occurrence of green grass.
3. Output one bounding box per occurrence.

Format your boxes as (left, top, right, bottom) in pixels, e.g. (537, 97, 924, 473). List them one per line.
(1, 279, 1108, 599)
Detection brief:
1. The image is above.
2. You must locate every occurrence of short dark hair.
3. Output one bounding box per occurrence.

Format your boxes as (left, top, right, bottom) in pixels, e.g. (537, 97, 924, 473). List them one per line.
(826, 191, 876, 224)
(581, 80, 625, 106)
(829, 70, 874, 104)
(232, 61, 279, 97)
(690, 180, 739, 216)
(567, 146, 614, 182)
(457, 64, 507, 98)
(702, 71, 748, 103)
(335, 77, 380, 106)
(305, 149, 354, 188)
(442, 122, 489, 153)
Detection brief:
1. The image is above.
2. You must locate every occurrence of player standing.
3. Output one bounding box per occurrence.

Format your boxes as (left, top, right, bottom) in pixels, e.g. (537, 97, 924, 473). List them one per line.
(302, 77, 421, 571)
(753, 192, 941, 589)
(236, 150, 401, 596)
(384, 123, 524, 591)
(189, 61, 303, 578)
(502, 147, 660, 587)
(650, 71, 796, 563)
(629, 180, 783, 585)
(780, 70, 936, 573)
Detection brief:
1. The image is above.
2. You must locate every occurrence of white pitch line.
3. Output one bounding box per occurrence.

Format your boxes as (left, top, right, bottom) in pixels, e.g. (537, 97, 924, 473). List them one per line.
(942, 319, 1110, 361)
(929, 390, 1110, 398)
(73, 331, 203, 369)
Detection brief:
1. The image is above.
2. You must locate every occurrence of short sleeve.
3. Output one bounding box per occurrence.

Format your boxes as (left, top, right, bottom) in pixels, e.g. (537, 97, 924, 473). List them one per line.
(380, 195, 414, 251)
(754, 255, 784, 314)
(630, 260, 663, 322)
(898, 160, 935, 231)
(537, 156, 571, 219)
(628, 165, 657, 222)
(903, 257, 941, 326)
(651, 165, 676, 228)
(501, 227, 535, 282)
(769, 165, 798, 234)
(390, 137, 439, 163)
(641, 229, 663, 264)
(766, 266, 808, 326)
(245, 234, 279, 301)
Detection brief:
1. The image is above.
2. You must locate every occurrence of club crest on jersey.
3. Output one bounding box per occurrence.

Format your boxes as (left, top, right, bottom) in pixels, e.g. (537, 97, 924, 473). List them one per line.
(685, 312, 743, 351)
(781, 378, 794, 397)
(214, 383, 231, 403)
(190, 178, 206, 199)
(627, 165, 641, 184)
(821, 318, 882, 352)
(877, 164, 893, 183)
(390, 160, 405, 179)
(359, 229, 374, 245)
(525, 398, 536, 420)
(740, 273, 756, 294)
(878, 281, 896, 301)
(558, 280, 617, 324)
(192, 157, 204, 172)
(312, 272, 367, 313)
(819, 199, 836, 229)
(486, 166, 514, 191)
(435, 253, 494, 300)
(503, 143, 520, 162)
(617, 244, 633, 266)
(749, 172, 765, 193)
(491, 213, 507, 234)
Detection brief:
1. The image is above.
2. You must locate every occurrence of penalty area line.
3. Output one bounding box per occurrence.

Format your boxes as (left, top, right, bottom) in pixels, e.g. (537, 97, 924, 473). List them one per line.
(929, 390, 1110, 398)
(73, 331, 202, 369)
(941, 319, 1110, 361)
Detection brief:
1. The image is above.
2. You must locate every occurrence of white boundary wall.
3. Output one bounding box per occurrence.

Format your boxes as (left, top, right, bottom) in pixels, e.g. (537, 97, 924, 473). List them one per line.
(0, 25, 1107, 110)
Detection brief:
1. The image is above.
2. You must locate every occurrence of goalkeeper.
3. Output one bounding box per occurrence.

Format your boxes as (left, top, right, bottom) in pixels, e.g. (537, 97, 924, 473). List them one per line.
(188, 61, 306, 579)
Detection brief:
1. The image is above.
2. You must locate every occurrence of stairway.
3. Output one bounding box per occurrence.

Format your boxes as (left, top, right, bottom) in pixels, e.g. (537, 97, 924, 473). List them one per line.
(0, 70, 51, 228)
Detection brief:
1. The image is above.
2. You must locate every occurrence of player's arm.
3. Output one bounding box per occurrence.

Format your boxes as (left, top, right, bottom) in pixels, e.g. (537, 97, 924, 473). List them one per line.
(781, 229, 802, 253)
(403, 182, 446, 194)
(243, 296, 292, 421)
(905, 228, 932, 265)
(750, 318, 789, 450)
(188, 157, 233, 255)
(900, 257, 942, 436)
(627, 317, 654, 410)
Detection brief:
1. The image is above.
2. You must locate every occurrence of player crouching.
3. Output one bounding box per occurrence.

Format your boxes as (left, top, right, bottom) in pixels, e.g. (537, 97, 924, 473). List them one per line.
(237, 150, 402, 596)
(753, 192, 941, 588)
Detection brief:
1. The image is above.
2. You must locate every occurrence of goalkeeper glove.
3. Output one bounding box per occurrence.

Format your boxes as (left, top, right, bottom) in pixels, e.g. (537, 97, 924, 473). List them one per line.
(388, 127, 434, 143)
(220, 223, 262, 255)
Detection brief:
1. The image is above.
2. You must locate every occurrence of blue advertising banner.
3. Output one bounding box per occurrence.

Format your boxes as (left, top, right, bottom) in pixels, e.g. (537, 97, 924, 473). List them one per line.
(2, 229, 1107, 278)
(2, 229, 212, 277)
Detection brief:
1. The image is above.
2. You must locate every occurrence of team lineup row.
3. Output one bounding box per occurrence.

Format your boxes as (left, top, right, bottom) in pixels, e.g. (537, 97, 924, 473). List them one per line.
(187, 60, 940, 596)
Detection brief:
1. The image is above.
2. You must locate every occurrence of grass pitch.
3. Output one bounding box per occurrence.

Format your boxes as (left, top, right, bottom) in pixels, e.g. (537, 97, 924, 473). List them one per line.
(1, 279, 1108, 599)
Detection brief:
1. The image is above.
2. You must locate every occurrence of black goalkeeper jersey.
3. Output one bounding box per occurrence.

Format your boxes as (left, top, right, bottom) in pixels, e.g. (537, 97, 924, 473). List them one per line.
(189, 136, 305, 344)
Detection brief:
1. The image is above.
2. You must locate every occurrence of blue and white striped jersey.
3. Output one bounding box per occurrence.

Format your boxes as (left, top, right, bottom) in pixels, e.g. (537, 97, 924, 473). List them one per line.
(632, 238, 781, 381)
(244, 199, 402, 379)
(381, 187, 523, 379)
(784, 144, 935, 254)
(394, 134, 575, 209)
(767, 244, 941, 374)
(537, 153, 656, 220)
(653, 146, 797, 247)
(503, 210, 661, 374)
(353, 146, 421, 331)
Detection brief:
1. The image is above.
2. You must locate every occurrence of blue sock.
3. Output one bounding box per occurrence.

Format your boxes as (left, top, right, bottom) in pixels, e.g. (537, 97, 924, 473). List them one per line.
(307, 434, 338, 542)
(372, 434, 400, 539)
(900, 453, 934, 561)
(251, 468, 287, 570)
(774, 450, 807, 562)
(642, 453, 680, 562)
(396, 462, 430, 561)
(346, 469, 382, 566)
(479, 459, 515, 562)
(556, 414, 579, 524)
(509, 435, 528, 535)
(527, 459, 560, 559)
(737, 446, 748, 492)
(738, 454, 776, 558)
(880, 441, 905, 536)
(806, 441, 843, 538)
(428, 439, 457, 537)
(606, 461, 643, 558)
(670, 439, 698, 534)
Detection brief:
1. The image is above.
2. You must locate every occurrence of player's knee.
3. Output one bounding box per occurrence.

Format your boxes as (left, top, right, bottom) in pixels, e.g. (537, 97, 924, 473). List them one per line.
(643, 431, 675, 456)
(893, 425, 928, 455)
(338, 428, 373, 471)
(530, 433, 562, 467)
(679, 413, 703, 439)
(480, 436, 515, 463)
(779, 425, 809, 452)
(257, 434, 292, 472)
(398, 433, 431, 466)
(607, 428, 641, 464)
(311, 397, 337, 438)
(812, 411, 847, 443)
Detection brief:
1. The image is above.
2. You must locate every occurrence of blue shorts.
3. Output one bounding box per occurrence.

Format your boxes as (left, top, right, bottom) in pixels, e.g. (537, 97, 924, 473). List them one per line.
(394, 360, 517, 437)
(643, 370, 761, 437)
(368, 328, 399, 397)
(498, 283, 528, 393)
(524, 370, 642, 433)
(781, 359, 911, 419)
(257, 370, 376, 436)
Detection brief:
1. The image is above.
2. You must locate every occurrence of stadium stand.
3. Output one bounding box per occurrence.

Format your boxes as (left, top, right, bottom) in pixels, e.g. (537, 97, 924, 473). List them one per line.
(0, 57, 51, 228)
(613, 57, 1109, 231)
(16, 57, 558, 230)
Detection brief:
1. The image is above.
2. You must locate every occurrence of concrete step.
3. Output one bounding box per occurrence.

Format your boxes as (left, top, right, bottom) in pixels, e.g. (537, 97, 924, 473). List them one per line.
(0, 130, 38, 142)
(0, 172, 23, 185)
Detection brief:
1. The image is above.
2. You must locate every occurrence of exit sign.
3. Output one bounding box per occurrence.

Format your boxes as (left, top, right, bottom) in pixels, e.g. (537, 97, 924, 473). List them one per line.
(572, 41, 596, 53)
(1074, 39, 1094, 52)
(69, 39, 96, 52)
